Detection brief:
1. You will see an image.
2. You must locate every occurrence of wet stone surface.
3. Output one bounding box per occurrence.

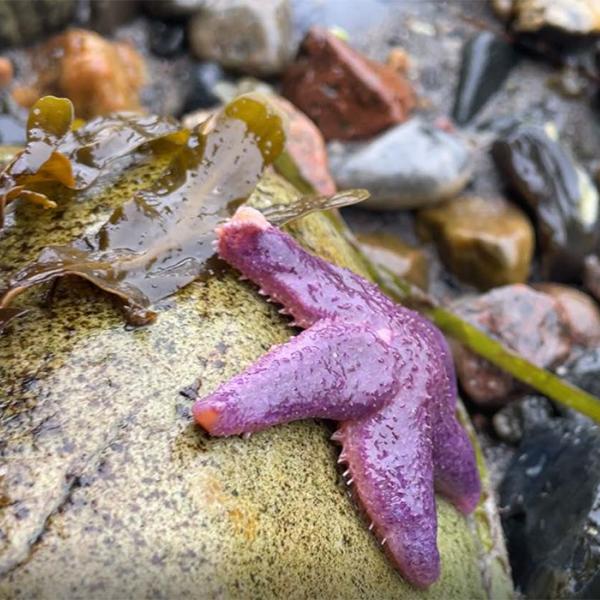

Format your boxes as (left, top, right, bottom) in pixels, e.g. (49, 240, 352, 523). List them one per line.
(282, 26, 415, 141)
(416, 196, 534, 290)
(500, 415, 600, 598)
(357, 231, 429, 290)
(451, 285, 571, 407)
(453, 31, 518, 125)
(329, 118, 471, 210)
(188, 0, 296, 76)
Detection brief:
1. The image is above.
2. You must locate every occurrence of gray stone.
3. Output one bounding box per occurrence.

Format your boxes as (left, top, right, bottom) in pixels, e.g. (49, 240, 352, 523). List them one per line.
(0, 0, 75, 49)
(188, 0, 295, 76)
(328, 117, 472, 210)
(75, 0, 139, 34)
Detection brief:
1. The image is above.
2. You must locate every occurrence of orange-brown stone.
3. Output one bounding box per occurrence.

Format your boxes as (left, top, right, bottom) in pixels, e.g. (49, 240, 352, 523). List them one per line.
(12, 29, 146, 119)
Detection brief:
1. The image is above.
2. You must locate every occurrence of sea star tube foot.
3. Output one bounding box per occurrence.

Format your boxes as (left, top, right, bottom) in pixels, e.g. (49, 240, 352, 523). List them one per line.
(193, 206, 481, 588)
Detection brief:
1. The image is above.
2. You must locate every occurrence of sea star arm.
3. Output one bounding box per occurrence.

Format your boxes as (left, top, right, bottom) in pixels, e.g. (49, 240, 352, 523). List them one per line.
(337, 383, 439, 589)
(196, 206, 482, 590)
(193, 319, 399, 436)
(216, 206, 397, 328)
(432, 411, 481, 515)
(427, 326, 482, 514)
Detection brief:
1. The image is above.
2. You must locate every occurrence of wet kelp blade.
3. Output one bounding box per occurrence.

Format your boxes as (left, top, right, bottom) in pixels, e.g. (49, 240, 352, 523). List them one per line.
(262, 189, 369, 226)
(1, 94, 285, 325)
(0, 96, 187, 225)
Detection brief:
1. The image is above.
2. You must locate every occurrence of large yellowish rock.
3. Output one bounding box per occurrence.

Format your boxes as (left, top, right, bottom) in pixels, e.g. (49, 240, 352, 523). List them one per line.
(417, 195, 534, 290)
(0, 155, 512, 597)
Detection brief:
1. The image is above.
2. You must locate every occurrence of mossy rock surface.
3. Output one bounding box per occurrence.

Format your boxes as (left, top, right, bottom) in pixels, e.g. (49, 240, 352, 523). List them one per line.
(0, 155, 512, 598)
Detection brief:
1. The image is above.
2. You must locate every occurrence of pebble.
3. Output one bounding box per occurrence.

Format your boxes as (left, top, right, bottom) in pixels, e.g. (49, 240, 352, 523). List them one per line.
(0, 114, 25, 145)
(534, 283, 600, 347)
(500, 415, 600, 598)
(0, 56, 12, 88)
(565, 347, 600, 397)
(282, 27, 415, 141)
(272, 96, 336, 196)
(505, 0, 600, 37)
(180, 62, 227, 114)
(492, 123, 600, 281)
(0, 0, 75, 48)
(493, 395, 555, 444)
(80, 0, 139, 34)
(491, 0, 514, 20)
(144, 0, 205, 18)
(451, 285, 571, 407)
(148, 19, 186, 58)
(190, 76, 336, 196)
(328, 117, 471, 209)
(417, 196, 534, 290)
(453, 32, 518, 125)
(357, 232, 429, 290)
(584, 254, 600, 302)
(11, 29, 146, 119)
(386, 47, 410, 75)
(188, 0, 295, 76)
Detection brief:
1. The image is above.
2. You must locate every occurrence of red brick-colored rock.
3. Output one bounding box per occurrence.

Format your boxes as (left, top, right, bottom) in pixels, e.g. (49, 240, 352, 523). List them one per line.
(282, 27, 416, 141)
(451, 284, 571, 407)
(272, 96, 336, 195)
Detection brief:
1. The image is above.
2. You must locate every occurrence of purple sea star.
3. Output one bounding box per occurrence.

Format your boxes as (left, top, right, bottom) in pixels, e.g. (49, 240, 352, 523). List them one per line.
(193, 207, 481, 588)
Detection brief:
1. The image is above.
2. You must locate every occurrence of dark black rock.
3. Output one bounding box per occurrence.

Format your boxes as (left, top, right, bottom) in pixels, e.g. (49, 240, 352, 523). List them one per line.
(565, 347, 600, 397)
(453, 32, 518, 125)
(75, 0, 139, 34)
(143, 0, 203, 19)
(500, 417, 600, 598)
(180, 61, 227, 114)
(0, 113, 25, 145)
(148, 19, 186, 58)
(492, 124, 600, 282)
(493, 395, 555, 444)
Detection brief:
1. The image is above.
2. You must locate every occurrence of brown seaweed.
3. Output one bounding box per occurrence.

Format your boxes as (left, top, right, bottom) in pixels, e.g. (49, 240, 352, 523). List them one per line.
(0, 95, 368, 326)
(0, 95, 284, 324)
(0, 96, 187, 226)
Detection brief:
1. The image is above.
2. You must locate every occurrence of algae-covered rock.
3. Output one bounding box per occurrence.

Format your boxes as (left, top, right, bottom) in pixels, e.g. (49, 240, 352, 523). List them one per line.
(0, 153, 512, 597)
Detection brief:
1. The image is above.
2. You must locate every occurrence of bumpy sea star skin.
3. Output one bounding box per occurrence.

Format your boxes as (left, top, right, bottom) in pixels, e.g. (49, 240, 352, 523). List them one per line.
(193, 207, 481, 588)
